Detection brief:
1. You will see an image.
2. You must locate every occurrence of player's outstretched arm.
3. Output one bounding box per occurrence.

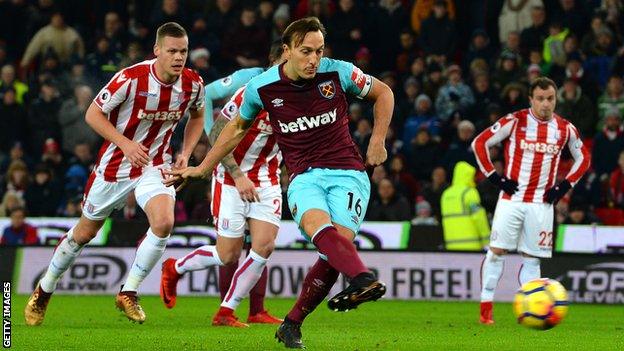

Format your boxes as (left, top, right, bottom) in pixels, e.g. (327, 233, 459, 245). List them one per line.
(164, 114, 253, 189)
(208, 115, 259, 202)
(364, 77, 394, 166)
(85, 102, 149, 168)
(176, 107, 205, 169)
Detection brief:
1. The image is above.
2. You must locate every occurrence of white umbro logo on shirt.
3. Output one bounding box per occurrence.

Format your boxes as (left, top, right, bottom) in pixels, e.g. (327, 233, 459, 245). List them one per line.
(272, 98, 283, 107)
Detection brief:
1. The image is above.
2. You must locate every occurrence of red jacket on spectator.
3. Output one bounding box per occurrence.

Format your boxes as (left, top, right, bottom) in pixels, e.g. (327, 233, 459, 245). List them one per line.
(609, 168, 624, 207)
(1, 222, 38, 245)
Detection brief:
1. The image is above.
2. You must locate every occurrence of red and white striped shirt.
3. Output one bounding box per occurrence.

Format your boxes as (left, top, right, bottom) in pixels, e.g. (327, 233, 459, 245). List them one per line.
(214, 86, 281, 188)
(93, 59, 204, 182)
(472, 108, 591, 203)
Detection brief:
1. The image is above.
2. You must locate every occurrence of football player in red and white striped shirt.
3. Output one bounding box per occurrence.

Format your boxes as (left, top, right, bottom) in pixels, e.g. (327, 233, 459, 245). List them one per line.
(160, 51, 286, 328)
(25, 22, 205, 326)
(471, 77, 590, 325)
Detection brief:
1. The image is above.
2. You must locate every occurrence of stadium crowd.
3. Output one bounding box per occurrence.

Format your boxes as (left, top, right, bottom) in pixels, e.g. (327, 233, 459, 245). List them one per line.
(1, 0, 624, 232)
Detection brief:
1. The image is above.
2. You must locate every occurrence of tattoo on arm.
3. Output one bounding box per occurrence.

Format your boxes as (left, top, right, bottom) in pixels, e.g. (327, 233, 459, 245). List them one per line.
(208, 117, 243, 179)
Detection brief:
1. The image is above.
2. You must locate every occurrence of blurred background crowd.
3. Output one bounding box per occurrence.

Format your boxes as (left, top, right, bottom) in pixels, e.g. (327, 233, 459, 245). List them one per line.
(1, 0, 623, 237)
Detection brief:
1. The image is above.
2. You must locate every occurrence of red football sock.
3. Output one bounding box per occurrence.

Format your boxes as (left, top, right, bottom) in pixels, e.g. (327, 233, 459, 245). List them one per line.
(287, 258, 339, 323)
(249, 265, 268, 315)
(219, 263, 238, 301)
(312, 226, 368, 279)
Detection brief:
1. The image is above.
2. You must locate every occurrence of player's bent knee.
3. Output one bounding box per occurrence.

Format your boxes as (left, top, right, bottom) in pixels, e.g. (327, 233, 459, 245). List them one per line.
(300, 209, 332, 236)
(218, 250, 241, 266)
(73, 217, 103, 245)
(252, 240, 275, 259)
(149, 217, 174, 237)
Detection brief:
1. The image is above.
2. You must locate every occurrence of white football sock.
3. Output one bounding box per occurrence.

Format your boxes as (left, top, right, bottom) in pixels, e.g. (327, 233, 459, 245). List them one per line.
(39, 227, 84, 293)
(480, 250, 505, 302)
(221, 250, 268, 311)
(122, 229, 168, 292)
(519, 256, 541, 285)
(175, 245, 223, 275)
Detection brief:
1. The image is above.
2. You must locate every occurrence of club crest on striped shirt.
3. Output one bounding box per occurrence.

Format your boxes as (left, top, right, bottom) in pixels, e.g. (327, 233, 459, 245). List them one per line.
(318, 80, 335, 99)
(221, 218, 229, 230)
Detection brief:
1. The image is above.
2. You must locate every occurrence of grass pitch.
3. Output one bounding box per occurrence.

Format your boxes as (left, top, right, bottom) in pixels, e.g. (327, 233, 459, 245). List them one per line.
(9, 295, 624, 350)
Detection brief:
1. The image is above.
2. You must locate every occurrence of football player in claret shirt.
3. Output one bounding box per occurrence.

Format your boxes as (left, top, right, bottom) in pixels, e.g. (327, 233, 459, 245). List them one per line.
(472, 77, 590, 325)
(25, 22, 205, 326)
(165, 17, 394, 348)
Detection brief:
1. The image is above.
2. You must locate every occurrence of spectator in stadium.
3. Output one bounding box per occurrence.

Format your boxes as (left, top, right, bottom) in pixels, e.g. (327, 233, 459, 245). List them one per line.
(0, 207, 38, 245)
(462, 29, 495, 73)
(419, 0, 457, 62)
(435, 64, 474, 121)
(221, 7, 270, 70)
(520, 5, 548, 55)
(118, 42, 146, 69)
(58, 85, 100, 154)
(367, 0, 409, 72)
(441, 161, 490, 250)
(24, 164, 61, 217)
(525, 64, 543, 85)
(609, 150, 624, 208)
(543, 22, 569, 66)
(597, 75, 624, 129)
(271, 3, 291, 42)
(581, 14, 606, 55)
(59, 195, 82, 218)
(0, 88, 27, 154)
(2, 160, 29, 199)
(85, 36, 123, 89)
(187, 16, 220, 60)
(0, 64, 28, 104)
(189, 47, 219, 83)
(441, 120, 477, 172)
(395, 29, 420, 75)
(469, 73, 499, 125)
(20, 11, 85, 68)
(352, 118, 372, 159)
(256, 0, 276, 34)
(423, 61, 443, 101)
(67, 143, 95, 176)
(492, 51, 523, 92)
(27, 80, 61, 157)
(0, 192, 25, 218)
(552, 0, 588, 39)
(584, 27, 617, 88)
(367, 178, 412, 221)
(40, 138, 64, 178)
(420, 166, 449, 221)
(0, 142, 33, 176)
(411, 197, 438, 226)
(593, 108, 624, 179)
(389, 155, 419, 202)
(500, 82, 529, 114)
(561, 54, 599, 102)
(555, 78, 596, 138)
(328, 0, 364, 61)
(396, 77, 421, 126)
(101, 12, 129, 53)
(562, 203, 601, 225)
(402, 94, 440, 147)
(411, 0, 455, 34)
(409, 129, 442, 182)
(498, 0, 543, 44)
(149, 0, 188, 33)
